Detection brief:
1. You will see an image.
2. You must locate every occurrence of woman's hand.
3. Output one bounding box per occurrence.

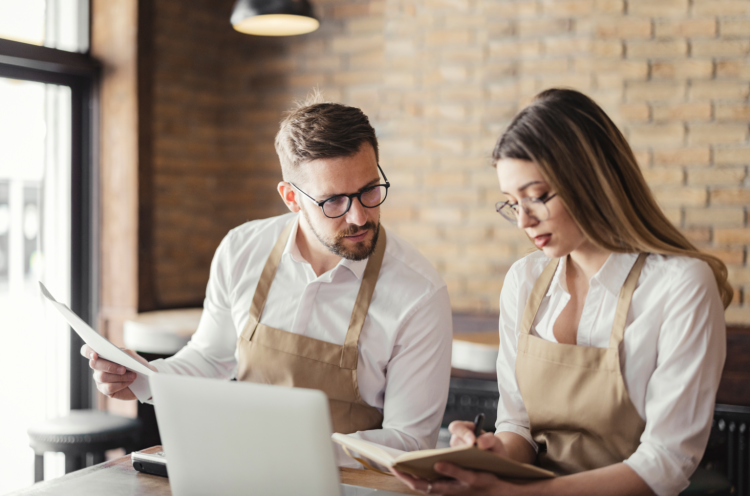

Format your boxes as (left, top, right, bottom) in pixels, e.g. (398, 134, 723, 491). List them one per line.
(388, 421, 519, 495)
(391, 463, 526, 496)
(448, 421, 509, 457)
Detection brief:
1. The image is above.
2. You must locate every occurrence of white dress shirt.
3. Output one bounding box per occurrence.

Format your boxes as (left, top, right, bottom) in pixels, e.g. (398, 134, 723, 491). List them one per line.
(496, 251, 726, 496)
(131, 213, 453, 467)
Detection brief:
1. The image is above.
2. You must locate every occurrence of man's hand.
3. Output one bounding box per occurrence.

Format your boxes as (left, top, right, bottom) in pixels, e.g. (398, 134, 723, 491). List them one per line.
(80, 344, 156, 400)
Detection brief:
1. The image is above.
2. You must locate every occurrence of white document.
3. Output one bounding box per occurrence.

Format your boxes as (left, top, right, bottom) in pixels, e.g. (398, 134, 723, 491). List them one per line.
(39, 281, 154, 377)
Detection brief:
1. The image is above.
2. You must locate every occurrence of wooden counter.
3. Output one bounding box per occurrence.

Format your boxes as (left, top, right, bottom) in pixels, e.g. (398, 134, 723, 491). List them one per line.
(8, 446, 420, 496)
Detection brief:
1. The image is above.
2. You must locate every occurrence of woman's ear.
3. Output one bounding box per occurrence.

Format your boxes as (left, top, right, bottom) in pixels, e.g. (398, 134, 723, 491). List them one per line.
(277, 182, 301, 213)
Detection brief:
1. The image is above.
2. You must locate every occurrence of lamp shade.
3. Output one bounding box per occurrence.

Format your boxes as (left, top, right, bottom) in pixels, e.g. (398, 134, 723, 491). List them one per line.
(231, 0, 319, 36)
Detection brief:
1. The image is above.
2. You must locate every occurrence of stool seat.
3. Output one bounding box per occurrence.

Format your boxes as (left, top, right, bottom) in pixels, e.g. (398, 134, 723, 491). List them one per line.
(124, 308, 201, 355)
(28, 410, 141, 481)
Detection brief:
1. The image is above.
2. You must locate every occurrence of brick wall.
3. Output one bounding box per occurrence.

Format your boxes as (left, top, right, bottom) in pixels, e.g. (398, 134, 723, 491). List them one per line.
(143, 0, 750, 323)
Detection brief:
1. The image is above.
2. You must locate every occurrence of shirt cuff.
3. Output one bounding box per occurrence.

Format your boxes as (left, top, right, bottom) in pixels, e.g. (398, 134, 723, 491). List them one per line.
(129, 372, 153, 404)
(495, 422, 539, 454)
(129, 359, 164, 404)
(624, 443, 692, 496)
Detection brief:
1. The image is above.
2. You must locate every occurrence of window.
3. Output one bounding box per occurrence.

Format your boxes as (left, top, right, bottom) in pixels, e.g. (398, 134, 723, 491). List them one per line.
(0, 0, 97, 491)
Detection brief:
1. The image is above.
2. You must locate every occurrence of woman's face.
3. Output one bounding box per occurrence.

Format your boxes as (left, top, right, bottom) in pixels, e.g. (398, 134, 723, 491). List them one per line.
(496, 158, 589, 259)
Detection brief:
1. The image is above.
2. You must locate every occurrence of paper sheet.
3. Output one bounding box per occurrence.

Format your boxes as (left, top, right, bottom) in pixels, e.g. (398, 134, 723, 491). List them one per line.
(39, 282, 154, 377)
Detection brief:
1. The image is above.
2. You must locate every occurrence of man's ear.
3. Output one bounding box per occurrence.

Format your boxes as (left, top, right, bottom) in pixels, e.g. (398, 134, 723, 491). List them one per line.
(278, 182, 301, 213)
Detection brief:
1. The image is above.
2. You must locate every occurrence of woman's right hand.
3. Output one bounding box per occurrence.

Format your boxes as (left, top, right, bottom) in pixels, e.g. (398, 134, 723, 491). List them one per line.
(448, 421, 509, 458)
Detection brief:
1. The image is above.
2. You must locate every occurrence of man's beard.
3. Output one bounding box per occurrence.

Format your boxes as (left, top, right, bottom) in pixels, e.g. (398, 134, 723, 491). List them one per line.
(301, 206, 380, 261)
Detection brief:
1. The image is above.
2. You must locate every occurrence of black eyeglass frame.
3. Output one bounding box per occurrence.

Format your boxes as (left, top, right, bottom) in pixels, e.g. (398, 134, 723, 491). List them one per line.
(291, 164, 391, 219)
(495, 193, 558, 225)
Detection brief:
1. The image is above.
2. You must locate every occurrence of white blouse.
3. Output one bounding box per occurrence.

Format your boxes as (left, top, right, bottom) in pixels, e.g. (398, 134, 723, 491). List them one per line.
(495, 251, 726, 496)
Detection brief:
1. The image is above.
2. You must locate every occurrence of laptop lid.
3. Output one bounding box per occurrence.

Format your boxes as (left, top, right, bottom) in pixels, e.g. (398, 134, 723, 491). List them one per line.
(151, 374, 341, 496)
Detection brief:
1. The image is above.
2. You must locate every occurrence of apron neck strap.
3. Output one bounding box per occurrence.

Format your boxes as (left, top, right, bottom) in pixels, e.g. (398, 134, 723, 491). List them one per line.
(520, 257, 560, 336)
(340, 226, 387, 369)
(247, 218, 296, 329)
(608, 253, 648, 349)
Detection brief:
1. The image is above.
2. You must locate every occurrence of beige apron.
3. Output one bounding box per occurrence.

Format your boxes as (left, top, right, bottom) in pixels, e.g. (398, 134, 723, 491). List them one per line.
(236, 219, 385, 435)
(515, 253, 648, 475)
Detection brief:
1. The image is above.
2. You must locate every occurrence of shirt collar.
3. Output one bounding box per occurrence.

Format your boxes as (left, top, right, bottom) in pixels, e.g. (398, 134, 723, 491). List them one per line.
(594, 252, 639, 296)
(283, 215, 368, 280)
(546, 252, 639, 297)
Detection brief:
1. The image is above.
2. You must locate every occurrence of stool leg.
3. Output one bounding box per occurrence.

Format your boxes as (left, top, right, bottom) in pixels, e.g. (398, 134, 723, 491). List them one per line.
(34, 454, 44, 482)
(64, 453, 84, 474)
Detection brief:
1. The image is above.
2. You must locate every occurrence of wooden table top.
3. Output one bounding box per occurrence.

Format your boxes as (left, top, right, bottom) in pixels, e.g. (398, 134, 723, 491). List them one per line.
(8, 446, 420, 496)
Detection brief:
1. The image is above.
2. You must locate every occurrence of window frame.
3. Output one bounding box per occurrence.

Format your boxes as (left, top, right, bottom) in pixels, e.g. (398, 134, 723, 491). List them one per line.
(0, 37, 100, 410)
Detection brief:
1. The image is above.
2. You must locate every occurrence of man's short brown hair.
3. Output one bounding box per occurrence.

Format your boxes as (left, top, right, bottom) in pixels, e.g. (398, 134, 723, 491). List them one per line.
(275, 93, 379, 182)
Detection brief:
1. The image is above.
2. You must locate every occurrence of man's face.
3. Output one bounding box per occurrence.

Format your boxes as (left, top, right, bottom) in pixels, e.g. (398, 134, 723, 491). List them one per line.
(296, 143, 382, 261)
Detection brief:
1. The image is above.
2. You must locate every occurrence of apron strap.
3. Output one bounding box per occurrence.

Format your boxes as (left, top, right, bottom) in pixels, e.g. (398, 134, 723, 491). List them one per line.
(240, 218, 296, 341)
(340, 227, 387, 370)
(608, 253, 648, 350)
(519, 257, 560, 336)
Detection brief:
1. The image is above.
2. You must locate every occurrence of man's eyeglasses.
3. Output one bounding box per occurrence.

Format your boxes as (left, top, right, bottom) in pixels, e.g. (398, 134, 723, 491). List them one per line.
(495, 193, 557, 225)
(291, 164, 390, 219)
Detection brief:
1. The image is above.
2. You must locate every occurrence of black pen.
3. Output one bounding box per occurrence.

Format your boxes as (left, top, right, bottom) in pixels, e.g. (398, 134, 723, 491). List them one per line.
(473, 413, 485, 446)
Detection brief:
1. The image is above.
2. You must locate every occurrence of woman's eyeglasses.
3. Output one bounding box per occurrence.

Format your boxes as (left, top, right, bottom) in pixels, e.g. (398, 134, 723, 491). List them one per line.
(495, 193, 557, 225)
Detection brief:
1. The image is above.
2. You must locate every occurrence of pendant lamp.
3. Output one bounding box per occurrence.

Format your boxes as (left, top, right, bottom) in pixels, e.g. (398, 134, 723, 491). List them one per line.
(231, 0, 319, 36)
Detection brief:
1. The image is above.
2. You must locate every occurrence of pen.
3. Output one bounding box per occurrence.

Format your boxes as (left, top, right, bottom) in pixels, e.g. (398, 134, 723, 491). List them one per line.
(473, 413, 485, 446)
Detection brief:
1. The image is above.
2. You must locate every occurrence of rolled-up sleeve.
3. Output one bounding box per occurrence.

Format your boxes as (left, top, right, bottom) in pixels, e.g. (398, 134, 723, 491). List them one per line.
(339, 286, 453, 467)
(131, 232, 240, 403)
(624, 261, 726, 496)
(495, 263, 539, 453)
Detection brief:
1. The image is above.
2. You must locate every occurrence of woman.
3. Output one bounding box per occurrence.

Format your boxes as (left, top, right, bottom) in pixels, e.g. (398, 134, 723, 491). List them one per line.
(393, 89, 730, 496)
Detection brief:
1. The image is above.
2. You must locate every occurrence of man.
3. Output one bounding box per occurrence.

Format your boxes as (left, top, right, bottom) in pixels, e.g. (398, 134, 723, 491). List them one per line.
(83, 96, 453, 466)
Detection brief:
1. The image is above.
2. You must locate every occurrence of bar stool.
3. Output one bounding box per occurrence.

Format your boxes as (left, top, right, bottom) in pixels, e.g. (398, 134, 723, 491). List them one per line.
(124, 308, 201, 448)
(680, 467, 733, 496)
(28, 410, 141, 481)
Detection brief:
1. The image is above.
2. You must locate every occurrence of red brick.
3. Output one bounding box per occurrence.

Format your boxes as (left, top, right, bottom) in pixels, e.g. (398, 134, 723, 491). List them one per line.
(626, 81, 686, 102)
(692, 0, 750, 16)
(714, 147, 750, 165)
(720, 19, 750, 37)
(691, 81, 750, 102)
(652, 60, 713, 79)
(641, 167, 684, 185)
(619, 103, 650, 121)
(688, 167, 747, 186)
(716, 105, 750, 121)
(681, 228, 712, 243)
(596, 18, 652, 38)
(685, 207, 745, 226)
(629, 123, 686, 146)
(518, 18, 572, 37)
(716, 229, 750, 245)
(627, 40, 688, 59)
(652, 187, 707, 206)
(655, 19, 717, 38)
(595, 0, 624, 13)
(332, 3, 370, 18)
(689, 124, 748, 145)
(629, 0, 688, 16)
(425, 29, 471, 46)
(692, 39, 750, 58)
(711, 188, 750, 206)
(653, 147, 711, 166)
(653, 103, 711, 121)
(702, 247, 745, 265)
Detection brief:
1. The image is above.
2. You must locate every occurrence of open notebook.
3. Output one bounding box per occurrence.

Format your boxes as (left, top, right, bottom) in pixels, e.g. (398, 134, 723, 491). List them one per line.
(332, 434, 555, 481)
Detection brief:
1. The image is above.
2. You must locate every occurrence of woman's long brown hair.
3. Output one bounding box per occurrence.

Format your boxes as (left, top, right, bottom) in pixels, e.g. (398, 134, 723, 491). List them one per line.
(493, 88, 733, 308)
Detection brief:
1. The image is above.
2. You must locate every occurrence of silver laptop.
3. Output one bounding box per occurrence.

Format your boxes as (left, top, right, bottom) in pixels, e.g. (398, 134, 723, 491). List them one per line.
(150, 373, 403, 496)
